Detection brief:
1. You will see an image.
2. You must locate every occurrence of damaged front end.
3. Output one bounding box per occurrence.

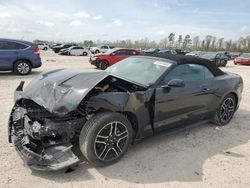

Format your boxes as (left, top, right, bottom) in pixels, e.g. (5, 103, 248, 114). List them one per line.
(9, 97, 85, 171)
(8, 69, 153, 171)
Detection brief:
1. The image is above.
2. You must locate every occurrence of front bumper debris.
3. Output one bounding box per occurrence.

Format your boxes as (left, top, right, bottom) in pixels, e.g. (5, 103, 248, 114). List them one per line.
(13, 134, 79, 171)
(9, 104, 81, 171)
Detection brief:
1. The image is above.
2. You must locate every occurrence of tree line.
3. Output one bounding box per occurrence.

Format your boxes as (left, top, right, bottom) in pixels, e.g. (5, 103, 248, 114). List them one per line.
(36, 33, 250, 52)
(80, 34, 250, 52)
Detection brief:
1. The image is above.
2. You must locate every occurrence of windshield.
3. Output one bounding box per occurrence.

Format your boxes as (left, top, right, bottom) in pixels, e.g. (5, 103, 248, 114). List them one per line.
(105, 57, 171, 86)
(240, 53, 250, 58)
(199, 52, 217, 59)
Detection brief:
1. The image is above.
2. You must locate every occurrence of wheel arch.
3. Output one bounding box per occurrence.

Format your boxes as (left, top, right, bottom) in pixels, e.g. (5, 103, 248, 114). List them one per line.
(13, 58, 33, 69)
(121, 111, 139, 139)
(229, 91, 238, 107)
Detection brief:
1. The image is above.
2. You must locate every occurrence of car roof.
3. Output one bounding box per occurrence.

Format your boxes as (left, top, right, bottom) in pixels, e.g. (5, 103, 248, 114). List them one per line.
(0, 38, 33, 45)
(139, 54, 225, 76)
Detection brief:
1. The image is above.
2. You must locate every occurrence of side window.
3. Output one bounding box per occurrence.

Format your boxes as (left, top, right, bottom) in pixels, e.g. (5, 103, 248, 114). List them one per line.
(73, 47, 82, 49)
(164, 64, 214, 84)
(204, 67, 214, 79)
(0, 41, 8, 49)
(101, 46, 108, 49)
(215, 54, 221, 58)
(124, 50, 134, 55)
(0, 41, 28, 50)
(115, 50, 127, 55)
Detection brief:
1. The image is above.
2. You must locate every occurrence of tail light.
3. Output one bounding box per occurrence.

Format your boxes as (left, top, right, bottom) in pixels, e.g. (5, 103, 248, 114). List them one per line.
(34, 45, 40, 54)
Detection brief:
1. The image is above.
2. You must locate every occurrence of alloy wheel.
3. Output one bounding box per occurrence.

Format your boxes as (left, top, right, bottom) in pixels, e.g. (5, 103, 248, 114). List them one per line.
(94, 122, 129, 161)
(220, 97, 235, 123)
(17, 62, 30, 74)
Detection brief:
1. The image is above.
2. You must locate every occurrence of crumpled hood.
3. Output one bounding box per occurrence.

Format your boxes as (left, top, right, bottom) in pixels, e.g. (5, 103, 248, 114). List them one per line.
(18, 69, 109, 115)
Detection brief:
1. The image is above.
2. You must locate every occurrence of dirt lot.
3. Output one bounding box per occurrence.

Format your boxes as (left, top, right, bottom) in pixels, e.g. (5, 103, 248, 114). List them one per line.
(0, 50, 250, 188)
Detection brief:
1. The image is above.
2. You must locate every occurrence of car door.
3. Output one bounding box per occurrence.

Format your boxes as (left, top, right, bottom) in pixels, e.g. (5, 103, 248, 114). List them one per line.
(71, 47, 80, 55)
(110, 49, 133, 65)
(0, 41, 19, 69)
(154, 64, 215, 132)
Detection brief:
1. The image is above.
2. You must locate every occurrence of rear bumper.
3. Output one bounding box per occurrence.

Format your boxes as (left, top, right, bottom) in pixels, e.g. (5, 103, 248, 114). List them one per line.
(32, 61, 42, 68)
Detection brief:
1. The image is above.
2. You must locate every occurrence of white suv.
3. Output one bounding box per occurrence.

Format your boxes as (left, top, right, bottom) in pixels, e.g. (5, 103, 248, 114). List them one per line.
(37, 43, 49, 50)
(90, 45, 115, 54)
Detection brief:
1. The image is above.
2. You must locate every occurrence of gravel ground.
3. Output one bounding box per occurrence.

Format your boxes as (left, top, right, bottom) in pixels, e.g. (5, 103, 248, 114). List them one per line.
(0, 50, 250, 188)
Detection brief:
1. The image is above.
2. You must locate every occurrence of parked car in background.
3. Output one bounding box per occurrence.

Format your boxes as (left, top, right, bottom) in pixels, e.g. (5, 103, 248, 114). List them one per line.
(234, 53, 250, 65)
(90, 48, 143, 69)
(158, 49, 177, 55)
(52, 44, 75, 53)
(50, 43, 62, 48)
(37, 43, 49, 51)
(58, 48, 70, 55)
(68, 46, 88, 56)
(174, 48, 187, 55)
(0, 38, 41, 75)
(220, 51, 232, 60)
(59, 46, 88, 56)
(144, 48, 161, 54)
(231, 52, 241, 59)
(186, 51, 204, 57)
(90, 45, 115, 54)
(199, 52, 228, 66)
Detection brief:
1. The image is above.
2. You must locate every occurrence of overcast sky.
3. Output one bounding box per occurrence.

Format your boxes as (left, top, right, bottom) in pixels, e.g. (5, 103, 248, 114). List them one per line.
(0, 0, 250, 42)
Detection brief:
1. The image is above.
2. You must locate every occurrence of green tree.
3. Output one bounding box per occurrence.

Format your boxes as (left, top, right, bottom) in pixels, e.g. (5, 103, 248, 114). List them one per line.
(178, 35, 183, 48)
(183, 35, 192, 50)
(168, 33, 175, 47)
(192, 36, 200, 50)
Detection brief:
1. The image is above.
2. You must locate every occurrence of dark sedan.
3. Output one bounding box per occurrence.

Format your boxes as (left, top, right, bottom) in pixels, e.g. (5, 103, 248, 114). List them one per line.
(52, 44, 76, 53)
(199, 52, 228, 66)
(9, 55, 243, 170)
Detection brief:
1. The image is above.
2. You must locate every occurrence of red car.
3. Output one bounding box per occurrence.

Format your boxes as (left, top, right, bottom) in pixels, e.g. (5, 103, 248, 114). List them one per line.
(90, 48, 143, 69)
(234, 53, 250, 65)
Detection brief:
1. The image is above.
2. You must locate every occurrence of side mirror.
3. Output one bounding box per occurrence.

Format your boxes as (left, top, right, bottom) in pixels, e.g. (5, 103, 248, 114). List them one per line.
(110, 53, 115, 56)
(167, 79, 185, 87)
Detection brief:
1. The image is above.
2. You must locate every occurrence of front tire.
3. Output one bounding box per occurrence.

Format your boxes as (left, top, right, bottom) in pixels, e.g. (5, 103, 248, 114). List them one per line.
(99, 60, 109, 70)
(79, 112, 133, 167)
(213, 94, 236, 126)
(83, 52, 88, 56)
(13, 60, 32, 75)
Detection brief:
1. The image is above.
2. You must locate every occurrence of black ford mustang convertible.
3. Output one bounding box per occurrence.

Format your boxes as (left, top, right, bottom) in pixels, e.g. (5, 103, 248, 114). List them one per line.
(8, 55, 243, 171)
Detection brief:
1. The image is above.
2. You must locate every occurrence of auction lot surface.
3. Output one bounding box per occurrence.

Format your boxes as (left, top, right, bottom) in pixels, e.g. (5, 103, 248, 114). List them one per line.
(0, 50, 250, 188)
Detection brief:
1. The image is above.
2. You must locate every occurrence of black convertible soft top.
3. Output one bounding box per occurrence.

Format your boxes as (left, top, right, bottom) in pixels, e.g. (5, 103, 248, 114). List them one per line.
(142, 54, 225, 76)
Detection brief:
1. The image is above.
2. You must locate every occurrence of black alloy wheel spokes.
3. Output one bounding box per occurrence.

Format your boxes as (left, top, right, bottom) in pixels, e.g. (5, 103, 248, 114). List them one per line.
(220, 97, 235, 123)
(94, 122, 128, 161)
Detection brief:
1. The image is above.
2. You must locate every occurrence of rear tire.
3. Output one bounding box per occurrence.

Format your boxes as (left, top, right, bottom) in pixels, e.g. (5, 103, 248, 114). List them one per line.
(213, 94, 236, 126)
(95, 50, 100, 54)
(99, 60, 109, 70)
(79, 112, 133, 167)
(221, 60, 227, 66)
(83, 52, 88, 56)
(13, 60, 32, 75)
